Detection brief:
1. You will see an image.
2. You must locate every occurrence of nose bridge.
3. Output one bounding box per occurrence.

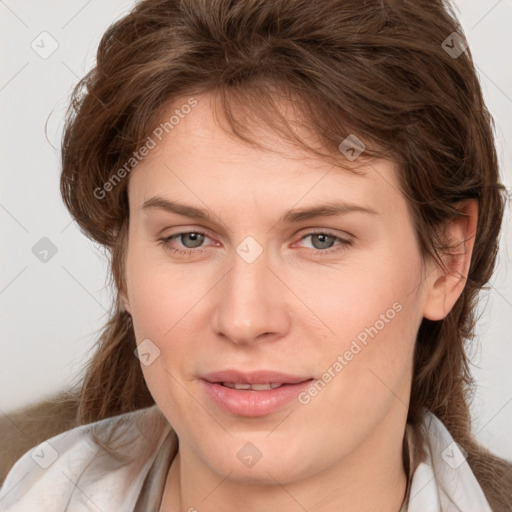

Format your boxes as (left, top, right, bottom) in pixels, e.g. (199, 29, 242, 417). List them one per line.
(212, 240, 288, 344)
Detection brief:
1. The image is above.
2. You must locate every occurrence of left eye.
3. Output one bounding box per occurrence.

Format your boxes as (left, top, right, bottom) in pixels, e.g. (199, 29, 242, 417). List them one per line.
(299, 232, 345, 251)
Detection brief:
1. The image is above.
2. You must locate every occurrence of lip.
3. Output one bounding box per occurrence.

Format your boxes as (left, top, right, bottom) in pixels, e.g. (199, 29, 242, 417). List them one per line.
(200, 369, 314, 417)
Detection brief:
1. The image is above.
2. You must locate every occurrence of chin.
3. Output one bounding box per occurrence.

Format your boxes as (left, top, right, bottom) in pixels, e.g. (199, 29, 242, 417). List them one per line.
(200, 436, 317, 485)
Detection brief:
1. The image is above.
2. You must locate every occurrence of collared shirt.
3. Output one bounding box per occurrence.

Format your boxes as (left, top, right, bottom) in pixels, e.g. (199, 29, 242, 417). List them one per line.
(0, 405, 493, 511)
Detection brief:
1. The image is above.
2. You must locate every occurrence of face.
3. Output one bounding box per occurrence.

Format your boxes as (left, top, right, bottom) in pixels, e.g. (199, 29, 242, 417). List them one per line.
(122, 92, 430, 485)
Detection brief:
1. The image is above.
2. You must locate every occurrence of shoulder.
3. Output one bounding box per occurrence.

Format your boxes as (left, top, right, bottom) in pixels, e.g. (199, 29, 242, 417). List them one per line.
(0, 405, 172, 511)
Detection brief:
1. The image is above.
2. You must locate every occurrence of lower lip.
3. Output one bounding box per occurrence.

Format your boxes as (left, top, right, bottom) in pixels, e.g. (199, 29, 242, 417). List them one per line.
(200, 379, 314, 417)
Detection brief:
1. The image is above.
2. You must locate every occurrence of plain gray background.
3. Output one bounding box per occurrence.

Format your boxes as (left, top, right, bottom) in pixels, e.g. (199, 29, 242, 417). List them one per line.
(1, 0, 511, 458)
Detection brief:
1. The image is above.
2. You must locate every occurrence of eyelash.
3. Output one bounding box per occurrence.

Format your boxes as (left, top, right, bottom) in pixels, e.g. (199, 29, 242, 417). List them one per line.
(158, 230, 352, 257)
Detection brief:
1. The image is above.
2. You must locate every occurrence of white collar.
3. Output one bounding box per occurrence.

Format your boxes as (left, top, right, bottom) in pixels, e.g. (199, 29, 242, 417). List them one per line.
(404, 410, 492, 512)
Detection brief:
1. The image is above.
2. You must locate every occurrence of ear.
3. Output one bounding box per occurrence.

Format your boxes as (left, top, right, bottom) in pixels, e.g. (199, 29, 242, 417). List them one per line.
(422, 199, 478, 321)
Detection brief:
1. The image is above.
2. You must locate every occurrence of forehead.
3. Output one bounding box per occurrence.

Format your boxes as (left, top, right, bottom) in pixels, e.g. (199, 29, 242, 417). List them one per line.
(127, 92, 406, 220)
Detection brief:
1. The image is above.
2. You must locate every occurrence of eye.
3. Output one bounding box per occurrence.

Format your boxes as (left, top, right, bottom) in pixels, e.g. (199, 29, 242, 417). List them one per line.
(296, 231, 352, 255)
(159, 231, 212, 255)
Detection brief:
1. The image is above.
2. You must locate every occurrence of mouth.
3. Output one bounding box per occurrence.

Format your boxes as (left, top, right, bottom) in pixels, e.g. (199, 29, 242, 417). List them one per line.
(202, 369, 312, 385)
(220, 382, 285, 390)
(200, 370, 314, 417)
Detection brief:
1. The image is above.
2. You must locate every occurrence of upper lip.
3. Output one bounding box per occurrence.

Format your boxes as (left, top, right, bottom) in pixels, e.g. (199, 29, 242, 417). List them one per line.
(201, 369, 312, 385)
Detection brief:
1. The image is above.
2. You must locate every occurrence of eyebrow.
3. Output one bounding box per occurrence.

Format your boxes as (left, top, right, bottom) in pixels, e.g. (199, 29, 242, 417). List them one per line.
(142, 196, 378, 225)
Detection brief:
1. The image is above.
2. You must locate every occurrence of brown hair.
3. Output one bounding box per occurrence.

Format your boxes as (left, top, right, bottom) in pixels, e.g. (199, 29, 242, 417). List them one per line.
(9, 0, 512, 507)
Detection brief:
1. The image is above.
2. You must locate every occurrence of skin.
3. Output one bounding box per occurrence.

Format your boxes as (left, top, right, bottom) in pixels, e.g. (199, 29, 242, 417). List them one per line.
(121, 92, 478, 511)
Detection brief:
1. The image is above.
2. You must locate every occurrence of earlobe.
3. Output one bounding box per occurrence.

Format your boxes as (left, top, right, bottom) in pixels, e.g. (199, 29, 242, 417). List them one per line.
(422, 199, 478, 321)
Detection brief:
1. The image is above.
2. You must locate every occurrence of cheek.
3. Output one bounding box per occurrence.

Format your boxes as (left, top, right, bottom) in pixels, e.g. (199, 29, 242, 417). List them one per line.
(126, 244, 202, 338)
(302, 240, 424, 403)
(297, 243, 423, 347)
(125, 250, 202, 422)
(125, 245, 216, 406)
(296, 286, 421, 454)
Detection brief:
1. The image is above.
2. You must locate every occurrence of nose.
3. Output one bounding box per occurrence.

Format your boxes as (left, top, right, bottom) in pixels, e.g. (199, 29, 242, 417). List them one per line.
(211, 247, 290, 346)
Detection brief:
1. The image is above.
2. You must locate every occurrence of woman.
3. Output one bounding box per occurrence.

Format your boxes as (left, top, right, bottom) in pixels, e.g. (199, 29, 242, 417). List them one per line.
(1, 0, 511, 510)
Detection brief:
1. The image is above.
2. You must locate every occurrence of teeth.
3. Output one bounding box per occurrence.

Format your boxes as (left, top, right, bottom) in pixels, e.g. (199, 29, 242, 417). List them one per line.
(251, 383, 273, 391)
(221, 382, 283, 390)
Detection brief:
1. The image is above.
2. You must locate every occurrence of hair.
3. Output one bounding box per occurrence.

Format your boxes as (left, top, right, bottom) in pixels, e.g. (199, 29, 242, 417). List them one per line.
(4, 0, 512, 508)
